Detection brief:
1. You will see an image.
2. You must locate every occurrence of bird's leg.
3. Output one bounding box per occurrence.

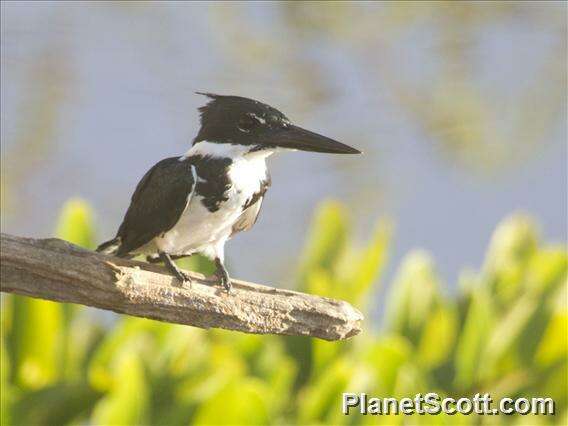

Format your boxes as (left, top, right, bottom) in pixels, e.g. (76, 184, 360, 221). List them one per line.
(214, 257, 232, 293)
(159, 252, 192, 288)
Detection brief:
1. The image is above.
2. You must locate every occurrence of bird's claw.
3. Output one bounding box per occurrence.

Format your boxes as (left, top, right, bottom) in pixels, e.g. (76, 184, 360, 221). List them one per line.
(210, 271, 232, 294)
(220, 276, 232, 294)
(173, 269, 193, 289)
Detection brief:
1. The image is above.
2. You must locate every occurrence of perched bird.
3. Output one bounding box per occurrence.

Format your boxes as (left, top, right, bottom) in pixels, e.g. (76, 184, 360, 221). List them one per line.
(97, 93, 360, 292)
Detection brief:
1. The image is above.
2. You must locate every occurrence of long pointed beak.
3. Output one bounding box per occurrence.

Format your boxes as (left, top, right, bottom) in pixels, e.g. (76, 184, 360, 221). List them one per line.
(269, 125, 361, 154)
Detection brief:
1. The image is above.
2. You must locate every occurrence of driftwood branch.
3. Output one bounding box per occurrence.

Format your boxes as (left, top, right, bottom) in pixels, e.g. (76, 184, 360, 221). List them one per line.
(0, 233, 363, 340)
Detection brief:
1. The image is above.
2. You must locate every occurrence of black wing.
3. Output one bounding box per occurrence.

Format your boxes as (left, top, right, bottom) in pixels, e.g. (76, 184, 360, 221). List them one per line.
(115, 157, 196, 256)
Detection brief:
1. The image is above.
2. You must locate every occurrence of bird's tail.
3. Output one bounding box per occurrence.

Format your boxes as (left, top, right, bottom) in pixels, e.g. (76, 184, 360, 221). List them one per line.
(96, 237, 122, 255)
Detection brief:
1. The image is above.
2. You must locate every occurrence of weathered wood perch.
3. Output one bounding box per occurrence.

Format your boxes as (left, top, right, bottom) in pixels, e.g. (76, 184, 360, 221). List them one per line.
(0, 233, 363, 340)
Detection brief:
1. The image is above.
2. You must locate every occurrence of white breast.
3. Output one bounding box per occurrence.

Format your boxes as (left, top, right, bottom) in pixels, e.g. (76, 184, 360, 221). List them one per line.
(228, 153, 269, 195)
(154, 143, 272, 259)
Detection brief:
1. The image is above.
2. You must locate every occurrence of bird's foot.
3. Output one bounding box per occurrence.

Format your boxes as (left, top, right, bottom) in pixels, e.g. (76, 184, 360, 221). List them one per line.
(159, 251, 192, 289)
(219, 274, 232, 294)
(172, 268, 193, 289)
(204, 273, 231, 293)
(212, 257, 233, 294)
(211, 269, 232, 293)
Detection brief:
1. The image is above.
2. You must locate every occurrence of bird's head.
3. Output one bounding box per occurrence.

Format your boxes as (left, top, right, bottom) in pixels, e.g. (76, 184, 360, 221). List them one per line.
(193, 93, 361, 155)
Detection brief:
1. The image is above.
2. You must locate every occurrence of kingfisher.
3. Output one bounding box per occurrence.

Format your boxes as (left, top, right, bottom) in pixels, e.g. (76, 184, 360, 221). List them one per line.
(97, 93, 360, 292)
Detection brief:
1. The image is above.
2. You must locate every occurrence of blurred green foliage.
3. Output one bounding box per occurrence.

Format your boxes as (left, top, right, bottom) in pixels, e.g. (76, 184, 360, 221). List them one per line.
(1, 199, 566, 425)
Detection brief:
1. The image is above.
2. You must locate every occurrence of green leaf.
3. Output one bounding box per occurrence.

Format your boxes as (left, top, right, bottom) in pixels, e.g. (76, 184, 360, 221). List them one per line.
(535, 311, 567, 367)
(417, 304, 458, 369)
(55, 198, 96, 249)
(386, 251, 442, 343)
(299, 200, 349, 285)
(526, 247, 567, 296)
(305, 268, 333, 298)
(1, 334, 12, 426)
(365, 335, 413, 395)
(9, 296, 63, 389)
(312, 339, 343, 378)
(339, 219, 391, 307)
(61, 313, 105, 382)
(91, 351, 149, 425)
(297, 358, 352, 424)
(12, 382, 101, 426)
(480, 293, 539, 381)
(484, 214, 538, 303)
(454, 284, 496, 390)
(485, 214, 538, 272)
(88, 318, 158, 391)
(192, 378, 270, 425)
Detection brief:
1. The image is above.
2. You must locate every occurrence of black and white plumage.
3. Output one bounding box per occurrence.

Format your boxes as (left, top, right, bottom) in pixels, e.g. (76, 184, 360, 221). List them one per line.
(97, 93, 360, 292)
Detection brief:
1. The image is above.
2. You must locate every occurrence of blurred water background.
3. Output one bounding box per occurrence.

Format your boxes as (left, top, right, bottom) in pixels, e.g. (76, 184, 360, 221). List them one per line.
(1, 1, 566, 320)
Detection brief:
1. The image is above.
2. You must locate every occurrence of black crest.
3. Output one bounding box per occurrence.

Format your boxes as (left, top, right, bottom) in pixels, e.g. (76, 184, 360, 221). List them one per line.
(193, 92, 291, 146)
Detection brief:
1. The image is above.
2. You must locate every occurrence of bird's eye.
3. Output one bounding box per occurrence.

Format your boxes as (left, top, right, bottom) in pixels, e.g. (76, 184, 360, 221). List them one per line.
(237, 114, 260, 133)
